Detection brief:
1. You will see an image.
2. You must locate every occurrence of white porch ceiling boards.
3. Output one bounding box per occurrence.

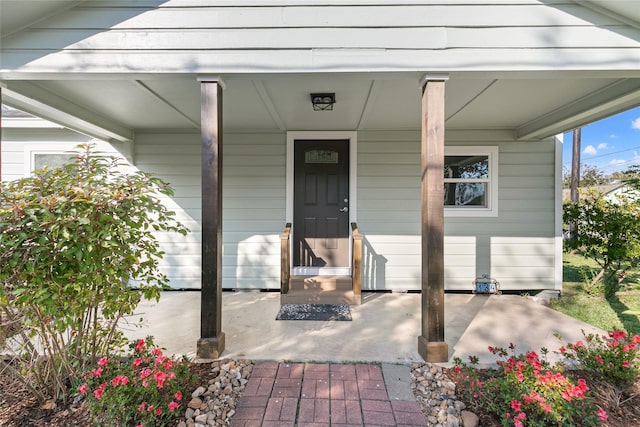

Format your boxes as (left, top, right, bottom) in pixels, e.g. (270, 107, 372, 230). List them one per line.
(261, 76, 373, 131)
(31, 79, 200, 130)
(3, 73, 638, 138)
(444, 76, 630, 130)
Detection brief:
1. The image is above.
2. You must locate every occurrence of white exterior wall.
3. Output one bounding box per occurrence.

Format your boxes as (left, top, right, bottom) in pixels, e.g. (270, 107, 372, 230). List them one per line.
(138, 128, 558, 292)
(133, 131, 287, 289)
(2, 128, 558, 291)
(1, 128, 95, 181)
(221, 132, 287, 289)
(1, 129, 202, 290)
(133, 133, 202, 289)
(357, 130, 558, 291)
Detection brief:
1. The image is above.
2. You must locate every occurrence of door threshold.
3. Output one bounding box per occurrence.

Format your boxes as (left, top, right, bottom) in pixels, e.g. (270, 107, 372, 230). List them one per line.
(292, 267, 351, 276)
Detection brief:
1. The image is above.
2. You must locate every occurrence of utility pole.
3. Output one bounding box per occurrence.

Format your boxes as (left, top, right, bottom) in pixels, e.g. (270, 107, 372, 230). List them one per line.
(569, 128, 581, 241)
(570, 128, 581, 203)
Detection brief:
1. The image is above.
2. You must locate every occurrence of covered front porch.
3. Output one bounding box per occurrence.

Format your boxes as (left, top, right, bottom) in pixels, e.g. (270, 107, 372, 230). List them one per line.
(196, 75, 449, 361)
(2, 70, 633, 362)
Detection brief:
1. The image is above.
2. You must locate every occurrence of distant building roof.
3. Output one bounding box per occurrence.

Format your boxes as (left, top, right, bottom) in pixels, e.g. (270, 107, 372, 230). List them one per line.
(592, 183, 627, 195)
(562, 183, 628, 202)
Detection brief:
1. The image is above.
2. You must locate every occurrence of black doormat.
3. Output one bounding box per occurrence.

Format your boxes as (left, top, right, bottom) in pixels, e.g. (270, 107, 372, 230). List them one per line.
(276, 304, 352, 321)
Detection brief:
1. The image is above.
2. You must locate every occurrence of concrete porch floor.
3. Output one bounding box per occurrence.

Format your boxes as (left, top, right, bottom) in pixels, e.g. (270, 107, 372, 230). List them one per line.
(120, 291, 604, 366)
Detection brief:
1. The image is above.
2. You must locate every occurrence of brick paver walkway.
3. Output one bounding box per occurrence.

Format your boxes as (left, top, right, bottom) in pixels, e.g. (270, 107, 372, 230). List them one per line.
(230, 362, 427, 427)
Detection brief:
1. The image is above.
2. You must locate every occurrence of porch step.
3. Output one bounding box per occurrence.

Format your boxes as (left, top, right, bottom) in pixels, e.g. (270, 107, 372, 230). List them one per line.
(281, 275, 361, 305)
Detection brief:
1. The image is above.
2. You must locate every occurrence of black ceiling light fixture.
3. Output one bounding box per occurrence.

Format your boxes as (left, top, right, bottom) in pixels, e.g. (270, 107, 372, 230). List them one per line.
(310, 93, 336, 111)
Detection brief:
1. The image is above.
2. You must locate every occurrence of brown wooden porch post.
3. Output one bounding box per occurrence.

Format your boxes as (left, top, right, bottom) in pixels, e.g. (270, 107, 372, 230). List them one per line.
(418, 75, 449, 363)
(197, 78, 226, 358)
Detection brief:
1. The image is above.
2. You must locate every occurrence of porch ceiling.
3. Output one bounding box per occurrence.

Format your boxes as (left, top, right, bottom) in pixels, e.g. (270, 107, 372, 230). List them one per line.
(3, 72, 640, 143)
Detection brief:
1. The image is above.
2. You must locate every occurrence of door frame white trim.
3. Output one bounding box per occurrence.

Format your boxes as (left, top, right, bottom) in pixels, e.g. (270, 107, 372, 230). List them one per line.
(286, 131, 357, 274)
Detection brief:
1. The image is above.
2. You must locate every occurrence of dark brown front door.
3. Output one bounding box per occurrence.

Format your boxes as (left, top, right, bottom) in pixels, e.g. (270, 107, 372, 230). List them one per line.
(294, 140, 350, 267)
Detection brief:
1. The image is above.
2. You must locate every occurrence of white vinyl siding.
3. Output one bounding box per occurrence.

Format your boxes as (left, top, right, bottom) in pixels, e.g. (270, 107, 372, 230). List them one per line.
(1, 134, 191, 289)
(223, 133, 287, 289)
(3, 128, 557, 291)
(3, 2, 638, 73)
(357, 130, 557, 291)
(134, 131, 287, 290)
(357, 131, 420, 291)
(0, 129, 93, 181)
(1, 132, 203, 290)
(133, 133, 202, 289)
(9, 131, 286, 291)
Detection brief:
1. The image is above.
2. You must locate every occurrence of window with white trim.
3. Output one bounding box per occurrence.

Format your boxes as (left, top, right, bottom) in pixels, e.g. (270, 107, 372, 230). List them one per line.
(27, 152, 75, 175)
(32, 152, 74, 171)
(444, 146, 498, 217)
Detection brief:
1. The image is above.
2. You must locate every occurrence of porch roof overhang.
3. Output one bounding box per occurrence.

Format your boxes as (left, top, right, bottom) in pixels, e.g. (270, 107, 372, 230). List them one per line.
(1, 2, 640, 142)
(2, 71, 639, 145)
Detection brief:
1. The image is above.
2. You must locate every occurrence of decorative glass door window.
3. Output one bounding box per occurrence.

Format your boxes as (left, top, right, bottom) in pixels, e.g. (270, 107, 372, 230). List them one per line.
(305, 149, 339, 164)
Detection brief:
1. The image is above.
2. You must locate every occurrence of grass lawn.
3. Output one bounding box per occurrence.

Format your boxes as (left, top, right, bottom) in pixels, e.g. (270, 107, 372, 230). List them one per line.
(550, 252, 640, 335)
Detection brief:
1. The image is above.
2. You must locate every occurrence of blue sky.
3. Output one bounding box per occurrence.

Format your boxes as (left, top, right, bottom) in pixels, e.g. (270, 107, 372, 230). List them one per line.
(563, 106, 640, 175)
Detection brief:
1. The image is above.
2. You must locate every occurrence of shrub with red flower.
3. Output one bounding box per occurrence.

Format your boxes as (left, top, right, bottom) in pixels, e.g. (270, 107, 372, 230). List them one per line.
(557, 329, 640, 391)
(76, 336, 192, 427)
(454, 343, 606, 426)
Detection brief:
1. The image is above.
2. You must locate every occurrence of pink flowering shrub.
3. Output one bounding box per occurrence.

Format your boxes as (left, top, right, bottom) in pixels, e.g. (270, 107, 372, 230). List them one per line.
(77, 337, 192, 427)
(558, 330, 640, 390)
(454, 343, 606, 427)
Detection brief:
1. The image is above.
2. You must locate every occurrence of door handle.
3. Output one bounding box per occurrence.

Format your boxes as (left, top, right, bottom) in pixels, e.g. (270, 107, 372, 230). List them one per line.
(339, 207, 349, 212)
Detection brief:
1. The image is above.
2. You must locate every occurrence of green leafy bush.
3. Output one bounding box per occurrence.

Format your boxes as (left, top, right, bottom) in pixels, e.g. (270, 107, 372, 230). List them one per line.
(454, 343, 607, 427)
(78, 337, 192, 427)
(558, 330, 640, 391)
(563, 190, 640, 297)
(578, 267, 605, 296)
(0, 145, 188, 403)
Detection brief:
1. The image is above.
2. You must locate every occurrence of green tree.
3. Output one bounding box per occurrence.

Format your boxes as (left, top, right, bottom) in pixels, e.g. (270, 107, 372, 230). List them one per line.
(562, 164, 610, 188)
(0, 145, 188, 403)
(621, 165, 640, 191)
(563, 189, 640, 297)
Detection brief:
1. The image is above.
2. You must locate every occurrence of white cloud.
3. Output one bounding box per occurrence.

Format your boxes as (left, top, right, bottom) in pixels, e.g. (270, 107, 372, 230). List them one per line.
(597, 143, 608, 150)
(609, 159, 627, 167)
(582, 145, 597, 155)
(632, 117, 640, 130)
(609, 134, 619, 139)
